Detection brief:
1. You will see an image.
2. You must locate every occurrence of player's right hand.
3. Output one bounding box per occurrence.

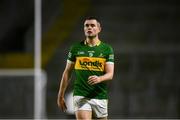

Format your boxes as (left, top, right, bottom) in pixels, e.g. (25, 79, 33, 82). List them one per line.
(57, 96, 67, 112)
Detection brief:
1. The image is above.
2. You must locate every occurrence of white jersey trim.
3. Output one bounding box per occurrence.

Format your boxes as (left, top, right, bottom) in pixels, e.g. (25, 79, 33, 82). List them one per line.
(67, 60, 75, 64)
(106, 62, 114, 64)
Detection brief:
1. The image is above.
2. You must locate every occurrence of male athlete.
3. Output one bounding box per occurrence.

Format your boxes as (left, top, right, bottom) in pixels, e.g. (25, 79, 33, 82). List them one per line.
(57, 16, 114, 120)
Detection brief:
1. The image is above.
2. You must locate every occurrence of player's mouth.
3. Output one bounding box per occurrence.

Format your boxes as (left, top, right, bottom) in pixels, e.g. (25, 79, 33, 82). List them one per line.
(87, 31, 92, 34)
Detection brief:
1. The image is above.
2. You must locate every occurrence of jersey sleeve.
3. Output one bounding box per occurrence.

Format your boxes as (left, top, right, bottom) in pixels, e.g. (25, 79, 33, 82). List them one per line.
(106, 45, 114, 64)
(67, 46, 76, 63)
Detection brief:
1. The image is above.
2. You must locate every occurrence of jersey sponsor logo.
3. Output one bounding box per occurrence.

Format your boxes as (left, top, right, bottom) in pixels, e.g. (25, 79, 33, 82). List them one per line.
(75, 57, 106, 71)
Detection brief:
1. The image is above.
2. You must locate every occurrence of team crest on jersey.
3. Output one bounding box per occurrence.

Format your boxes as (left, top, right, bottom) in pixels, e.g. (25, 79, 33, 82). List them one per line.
(89, 53, 93, 57)
(75, 57, 106, 71)
(88, 51, 95, 57)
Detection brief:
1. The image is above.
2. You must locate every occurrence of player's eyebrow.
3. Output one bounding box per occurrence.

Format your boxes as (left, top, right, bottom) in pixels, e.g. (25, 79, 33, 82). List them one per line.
(84, 23, 96, 27)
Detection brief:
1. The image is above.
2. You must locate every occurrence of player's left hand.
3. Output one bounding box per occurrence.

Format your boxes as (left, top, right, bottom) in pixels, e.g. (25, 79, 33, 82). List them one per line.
(88, 75, 101, 85)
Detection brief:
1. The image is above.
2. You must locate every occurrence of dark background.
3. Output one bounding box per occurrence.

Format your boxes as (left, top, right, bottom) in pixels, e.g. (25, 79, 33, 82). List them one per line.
(0, 0, 180, 119)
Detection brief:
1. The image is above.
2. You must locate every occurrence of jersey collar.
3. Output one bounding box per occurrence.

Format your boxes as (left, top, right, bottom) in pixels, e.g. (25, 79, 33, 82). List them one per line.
(84, 40, 101, 47)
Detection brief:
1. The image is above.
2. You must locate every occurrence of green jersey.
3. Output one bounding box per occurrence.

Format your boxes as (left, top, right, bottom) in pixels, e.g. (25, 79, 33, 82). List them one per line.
(67, 41, 114, 99)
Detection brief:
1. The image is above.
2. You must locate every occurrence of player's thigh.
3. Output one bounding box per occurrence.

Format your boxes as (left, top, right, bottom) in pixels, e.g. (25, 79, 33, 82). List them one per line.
(75, 110, 92, 120)
(91, 99, 108, 118)
(74, 96, 92, 119)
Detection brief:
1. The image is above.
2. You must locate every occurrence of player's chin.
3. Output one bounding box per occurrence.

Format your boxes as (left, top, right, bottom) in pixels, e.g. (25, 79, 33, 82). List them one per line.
(86, 34, 92, 37)
(86, 34, 96, 38)
(86, 33, 93, 36)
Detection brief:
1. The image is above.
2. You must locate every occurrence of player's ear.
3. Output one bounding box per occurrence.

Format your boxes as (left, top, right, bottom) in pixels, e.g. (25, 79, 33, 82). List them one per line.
(98, 22, 101, 32)
(99, 26, 102, 32)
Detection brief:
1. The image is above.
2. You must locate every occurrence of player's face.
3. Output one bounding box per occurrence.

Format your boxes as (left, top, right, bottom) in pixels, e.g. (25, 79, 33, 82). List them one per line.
(84, 19, 101, 38)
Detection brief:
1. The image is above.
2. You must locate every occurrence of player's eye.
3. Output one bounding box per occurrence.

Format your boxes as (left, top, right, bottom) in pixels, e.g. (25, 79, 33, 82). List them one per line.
(85, 24, 89, 27)
(84, 24, 95, 28)
(90, 24, 95, 27)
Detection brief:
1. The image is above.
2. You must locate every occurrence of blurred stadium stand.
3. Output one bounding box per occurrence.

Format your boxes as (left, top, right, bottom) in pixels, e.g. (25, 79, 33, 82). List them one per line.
(0, 0, 180, 119)
(0, 0, 34, 53)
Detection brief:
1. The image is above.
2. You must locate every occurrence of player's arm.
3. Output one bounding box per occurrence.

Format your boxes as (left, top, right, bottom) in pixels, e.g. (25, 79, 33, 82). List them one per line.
(57, 60, 74, 112)
(88, 63, 114, 85)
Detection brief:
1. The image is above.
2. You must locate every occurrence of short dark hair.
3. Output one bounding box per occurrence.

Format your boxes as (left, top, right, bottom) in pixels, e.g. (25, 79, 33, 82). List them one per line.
(85, 16, 101, 23)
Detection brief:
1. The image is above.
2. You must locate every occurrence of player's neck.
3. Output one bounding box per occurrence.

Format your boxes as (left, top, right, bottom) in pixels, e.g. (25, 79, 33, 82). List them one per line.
(85, 37, 100, 47)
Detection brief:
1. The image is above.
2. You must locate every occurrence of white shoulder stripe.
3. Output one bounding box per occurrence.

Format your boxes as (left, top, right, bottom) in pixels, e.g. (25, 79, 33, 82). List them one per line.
(67, 60, 75, 64)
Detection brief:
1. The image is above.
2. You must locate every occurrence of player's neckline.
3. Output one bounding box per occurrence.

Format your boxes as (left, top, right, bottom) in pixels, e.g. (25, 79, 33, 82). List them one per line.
(84, 40, 101, 47)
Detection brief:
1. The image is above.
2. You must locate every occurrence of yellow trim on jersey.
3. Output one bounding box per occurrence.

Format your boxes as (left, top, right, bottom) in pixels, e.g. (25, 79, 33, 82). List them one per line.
(84, 40, 101, 47)
(96, 40, 101, 46)
(75, 57, 106, 71)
